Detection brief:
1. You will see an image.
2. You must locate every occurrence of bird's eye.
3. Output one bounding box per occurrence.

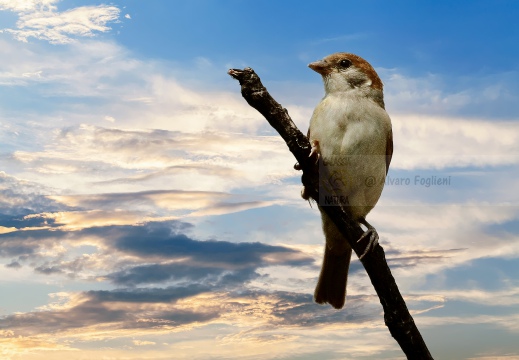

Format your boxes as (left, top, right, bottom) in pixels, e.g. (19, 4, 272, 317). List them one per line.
(339, 59, 352, 68)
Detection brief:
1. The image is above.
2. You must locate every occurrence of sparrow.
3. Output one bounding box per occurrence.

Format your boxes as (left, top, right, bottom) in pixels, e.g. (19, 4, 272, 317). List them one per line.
(300, 53, 393, 309)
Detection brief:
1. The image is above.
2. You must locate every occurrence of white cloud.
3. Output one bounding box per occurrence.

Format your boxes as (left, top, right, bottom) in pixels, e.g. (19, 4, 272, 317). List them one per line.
(384, 71, 468, 112)
(4, 32, 516, 174)
(381, 68, 519, 115)
(24, 210, 154, 230)
(0, 36, 263, 135)
(0, 0, 58, 13)
(0, 226, 17, 234)
(11, 125, 295, 194)
(0, 0, 120, 44)
(391, 114, 519, 169)
(365, 202, 519, 298)
(0, 5, 518, 360)
(132, 340, 155, 346)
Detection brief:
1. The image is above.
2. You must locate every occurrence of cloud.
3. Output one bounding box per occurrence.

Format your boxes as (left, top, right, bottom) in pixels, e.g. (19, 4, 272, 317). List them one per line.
(0, 210, 517, 359)
(0, 34, 264, 135)
(5, 260, 22, 268)
(0, 293, 142, 335)
(0, 226, 17, 235)
(11, 104, 518, 197)
(132, 339, 155, 346)
(49, 189, 280, 218)
(87, 285, 210, 304)
(0, 0, 58, 13)
(0, 287, 443, 360)
(0, 226, 68, 259)
(105, 244, 313, 287)
(3, 190, 282, 233)
(24, 210, 154, 230)
(383, 247, 466, 272)
(0, 0, 121, 44)
(11, 125, 295, 194)
(0, 287, 385, 339)
(381, 68, 519, 119)
(104, 222, 311, 264)
(34, 263, 63, 275)
(105, 262, 231, 287)
(91, 221, 314, 287)
(0, 172, 66, 216)
(0, 219, 315, 286)
(391, 114, 519, 170)
(0, 11, 518, 359)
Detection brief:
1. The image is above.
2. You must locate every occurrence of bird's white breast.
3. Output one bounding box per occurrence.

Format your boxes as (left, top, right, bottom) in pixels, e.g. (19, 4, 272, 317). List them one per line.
(309, 93, 391, 218)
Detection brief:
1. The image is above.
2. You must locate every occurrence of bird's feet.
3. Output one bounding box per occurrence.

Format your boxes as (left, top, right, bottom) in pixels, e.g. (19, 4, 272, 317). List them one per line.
(294, 140, 320, 200)
(309, 140, 320, 163)
(357, 217, 379, 260)
(294, 140, 320, 170)
(300, 187, 310, 200)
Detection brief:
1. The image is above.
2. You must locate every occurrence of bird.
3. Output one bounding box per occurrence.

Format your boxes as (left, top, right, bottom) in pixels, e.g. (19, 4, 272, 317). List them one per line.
(299, 52, 393, 309)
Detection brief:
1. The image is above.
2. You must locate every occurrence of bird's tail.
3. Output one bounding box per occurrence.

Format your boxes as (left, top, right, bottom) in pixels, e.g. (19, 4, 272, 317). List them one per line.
(314, 246, 352, 309)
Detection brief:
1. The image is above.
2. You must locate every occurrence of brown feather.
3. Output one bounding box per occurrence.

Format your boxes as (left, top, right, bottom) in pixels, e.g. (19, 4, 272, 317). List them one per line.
(324, 53, 384, 90)
(386, 128, 393, 174)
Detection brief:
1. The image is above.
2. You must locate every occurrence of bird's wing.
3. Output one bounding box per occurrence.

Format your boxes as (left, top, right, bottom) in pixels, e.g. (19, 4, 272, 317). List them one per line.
(385, 128, 393, 175)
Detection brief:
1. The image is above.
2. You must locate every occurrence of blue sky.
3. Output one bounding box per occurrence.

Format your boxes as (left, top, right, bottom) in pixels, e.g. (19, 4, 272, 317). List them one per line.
(1, 1, 519, 359)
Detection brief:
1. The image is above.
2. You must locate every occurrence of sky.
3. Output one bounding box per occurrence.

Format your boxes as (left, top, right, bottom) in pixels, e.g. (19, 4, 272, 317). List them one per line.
(0, 0, 519, 359)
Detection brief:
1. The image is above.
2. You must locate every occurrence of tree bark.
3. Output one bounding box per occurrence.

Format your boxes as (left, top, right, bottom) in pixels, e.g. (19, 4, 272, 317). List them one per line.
(228, 67, 434, 360)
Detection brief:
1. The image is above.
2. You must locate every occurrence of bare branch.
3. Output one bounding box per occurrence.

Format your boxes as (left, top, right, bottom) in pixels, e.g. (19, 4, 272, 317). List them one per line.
(228, 67, 434, 360)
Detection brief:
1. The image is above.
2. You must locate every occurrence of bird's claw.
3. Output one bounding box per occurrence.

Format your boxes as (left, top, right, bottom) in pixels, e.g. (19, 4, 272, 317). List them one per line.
(309, 140, 320, 164)
(295, 140, 320, 201)
(357, 228, 379, 260)
(300, 186, 310, 200)
(294, 140, 320, 171)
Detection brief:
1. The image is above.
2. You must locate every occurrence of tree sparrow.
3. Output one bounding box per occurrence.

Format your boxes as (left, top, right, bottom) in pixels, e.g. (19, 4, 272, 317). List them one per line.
(302, 53, 393, 309)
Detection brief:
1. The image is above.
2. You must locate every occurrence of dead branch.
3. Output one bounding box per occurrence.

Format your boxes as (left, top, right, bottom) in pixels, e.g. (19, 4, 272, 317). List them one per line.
(228, 67, 434, 360)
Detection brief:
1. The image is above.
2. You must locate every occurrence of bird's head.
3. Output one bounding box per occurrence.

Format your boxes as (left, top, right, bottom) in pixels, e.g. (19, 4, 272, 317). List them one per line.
(309, 52, 384, 107)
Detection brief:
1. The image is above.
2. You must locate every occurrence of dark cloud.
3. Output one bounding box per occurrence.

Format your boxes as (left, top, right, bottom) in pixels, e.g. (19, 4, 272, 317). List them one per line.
(0, 236, 38, 257)
(344, 245, 466, 275)
(0, 286, 221, 336)
(0, 287, 381, 337)
(99, 221, 313, 287)
(0, 172, 69, 216)
(265, 291, 380, 327)
(386, 248, 466, 270)
(0, 299, 128, 336)
(0, 201, 327, 338)
(0, 227, 67, 258)
(1, 220, 314, 291)
(109, 222, 308, 266)
(34, 264, 64, 275)
(0, 213, 58, 229)
(88, 285, 209, 303)
(0, 173, 74, 260)
(107, 262, 227, 286)
(107, 262, 262, 287)
(5, 260, 21, 268)
(342, 246, 465, 279)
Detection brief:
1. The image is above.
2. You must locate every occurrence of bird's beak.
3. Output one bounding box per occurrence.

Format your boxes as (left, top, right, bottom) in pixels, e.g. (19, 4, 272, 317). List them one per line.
(308, 60, 330, 75)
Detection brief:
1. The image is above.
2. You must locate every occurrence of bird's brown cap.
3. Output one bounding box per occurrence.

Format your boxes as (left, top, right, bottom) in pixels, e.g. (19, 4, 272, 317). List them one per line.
(308, 52, 383, 90)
